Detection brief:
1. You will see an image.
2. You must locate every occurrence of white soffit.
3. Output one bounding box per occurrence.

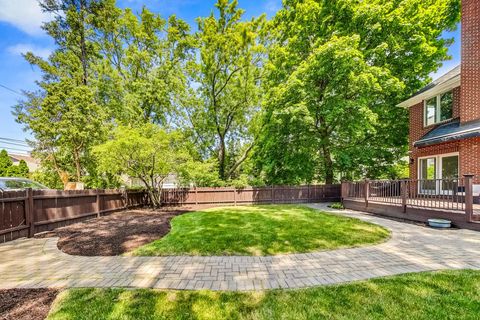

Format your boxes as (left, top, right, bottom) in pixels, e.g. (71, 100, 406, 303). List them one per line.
(397, 65, 461, 108)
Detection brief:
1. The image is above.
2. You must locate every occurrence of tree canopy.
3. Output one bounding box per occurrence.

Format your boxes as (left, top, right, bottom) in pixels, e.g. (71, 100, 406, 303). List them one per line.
(13, 0, 461, 189)
(184, 0, 265, 181)
(93, 124, 193, 206)
(0, 150, 30, 178)
(253, 0, 460, 184)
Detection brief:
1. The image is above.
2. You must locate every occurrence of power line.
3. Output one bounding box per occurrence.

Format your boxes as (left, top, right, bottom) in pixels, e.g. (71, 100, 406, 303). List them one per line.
(0, 138, 30, 147)
(0, 146, 31, 153)
(0, 140, 31, 148)
(0, 83, 23, 96)
(0, 137, 30, 144)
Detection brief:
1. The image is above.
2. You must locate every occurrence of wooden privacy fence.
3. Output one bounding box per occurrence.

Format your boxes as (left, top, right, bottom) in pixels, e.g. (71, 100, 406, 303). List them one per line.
(161, 185, 341, 206)
(0, 189, 147, 243)
(0, 184, 341, 243)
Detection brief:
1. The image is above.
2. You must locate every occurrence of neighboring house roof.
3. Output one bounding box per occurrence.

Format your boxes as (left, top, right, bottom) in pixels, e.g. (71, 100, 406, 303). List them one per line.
(9, 153, 40, 171)
(120, 173, 179, 189)
(413, 119, 480, 148)
(397, 65, 461, 108)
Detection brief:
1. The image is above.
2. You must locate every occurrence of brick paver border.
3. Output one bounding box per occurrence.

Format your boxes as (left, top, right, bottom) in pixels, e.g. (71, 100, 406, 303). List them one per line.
(1, 203, 479, 291)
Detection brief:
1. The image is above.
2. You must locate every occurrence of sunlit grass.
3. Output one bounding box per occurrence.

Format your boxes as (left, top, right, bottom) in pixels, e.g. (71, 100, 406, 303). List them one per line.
(130, 205, 389, 256)
(47, 270, 480, 320)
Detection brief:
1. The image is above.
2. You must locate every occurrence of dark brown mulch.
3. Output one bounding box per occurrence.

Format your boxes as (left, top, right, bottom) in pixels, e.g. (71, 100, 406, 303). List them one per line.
(36, 207, 200, 256)
(0, 289, 59, 320)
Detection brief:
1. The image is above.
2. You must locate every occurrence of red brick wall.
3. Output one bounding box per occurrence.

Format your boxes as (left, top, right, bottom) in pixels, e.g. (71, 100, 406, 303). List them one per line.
(460, 137, 480, 176)
(407, 0, 480, 180)
(453, 86, 461, 119)
(408, 88, 461, 179)
(461, 0, 480, 123)
(409, 87, 461, 150)
(408, 137, 480, 181)
(409, 102, 425, 151)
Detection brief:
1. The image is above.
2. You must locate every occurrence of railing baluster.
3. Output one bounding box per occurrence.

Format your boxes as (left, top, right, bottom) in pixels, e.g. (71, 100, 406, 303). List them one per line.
(343, 176, 475, 217)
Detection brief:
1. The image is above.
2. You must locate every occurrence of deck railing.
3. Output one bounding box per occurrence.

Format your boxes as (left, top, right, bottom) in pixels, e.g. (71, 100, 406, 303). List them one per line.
(342, 174, 477, 222)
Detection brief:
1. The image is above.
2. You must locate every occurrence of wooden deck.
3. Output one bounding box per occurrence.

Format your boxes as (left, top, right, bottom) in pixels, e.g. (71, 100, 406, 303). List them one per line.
(343, 198, 480, 231)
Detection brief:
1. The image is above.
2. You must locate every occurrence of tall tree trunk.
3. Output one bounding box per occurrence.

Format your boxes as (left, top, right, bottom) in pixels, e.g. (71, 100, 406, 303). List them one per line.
(79, 0, 88, 85)
(73, 148, 82, 182)
(226, 143, 254, 180)
(322, 144, 334, 185)
(50, 149, 69, 187)
(218, 137, 226, 180)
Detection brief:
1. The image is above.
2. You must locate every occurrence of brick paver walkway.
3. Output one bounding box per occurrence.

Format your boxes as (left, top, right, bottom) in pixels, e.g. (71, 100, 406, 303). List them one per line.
(1, 204, 480, 291)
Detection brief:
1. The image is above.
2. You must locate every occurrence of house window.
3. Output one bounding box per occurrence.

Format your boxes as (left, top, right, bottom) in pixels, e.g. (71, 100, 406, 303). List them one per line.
(424, 91, 453, 126)
(419, 157, 436, 193)
(418, 153, 459, 194)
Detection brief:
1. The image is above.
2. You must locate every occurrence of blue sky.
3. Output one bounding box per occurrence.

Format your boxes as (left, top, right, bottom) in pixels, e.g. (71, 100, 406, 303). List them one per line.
(0, 0, 460, 154)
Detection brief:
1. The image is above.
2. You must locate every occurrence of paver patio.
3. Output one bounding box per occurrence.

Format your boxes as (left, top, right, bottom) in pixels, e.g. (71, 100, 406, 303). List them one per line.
(1, 204, 480, 291)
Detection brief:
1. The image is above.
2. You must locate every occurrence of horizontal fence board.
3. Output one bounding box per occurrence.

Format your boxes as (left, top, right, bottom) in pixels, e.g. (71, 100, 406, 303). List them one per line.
(161, 185, 341, 206)
(0, 190, 26, 233)
(0, 189, 148, 243)
(0, 225, 29, 236)
(33, 211, 98, 226)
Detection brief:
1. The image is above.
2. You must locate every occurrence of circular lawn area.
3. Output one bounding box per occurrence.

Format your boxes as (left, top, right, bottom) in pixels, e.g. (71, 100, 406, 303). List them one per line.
(130, 204, 390, 256)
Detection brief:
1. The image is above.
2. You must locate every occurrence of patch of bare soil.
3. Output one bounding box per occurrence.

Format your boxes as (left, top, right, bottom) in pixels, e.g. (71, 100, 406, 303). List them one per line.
(36, 207, 200, 256)
(0, 289, 58, 320)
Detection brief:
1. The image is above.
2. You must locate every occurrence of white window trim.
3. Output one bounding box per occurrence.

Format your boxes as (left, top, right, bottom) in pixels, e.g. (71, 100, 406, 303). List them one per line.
(423, 90, 453, 127)
(417, 152, 459, 194)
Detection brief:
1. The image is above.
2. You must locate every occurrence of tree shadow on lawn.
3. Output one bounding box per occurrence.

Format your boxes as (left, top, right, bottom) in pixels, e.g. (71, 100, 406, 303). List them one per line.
(47, 271, 480, 320)
(132, 205, 390, 256)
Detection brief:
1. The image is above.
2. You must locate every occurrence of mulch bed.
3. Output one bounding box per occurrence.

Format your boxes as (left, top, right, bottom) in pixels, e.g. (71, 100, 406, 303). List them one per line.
(36, 207, 201, 256)
(0, 289, 59, 320)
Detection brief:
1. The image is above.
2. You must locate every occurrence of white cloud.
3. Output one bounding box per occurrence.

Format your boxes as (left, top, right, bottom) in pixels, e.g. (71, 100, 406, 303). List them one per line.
(264, 0, 281, 14)
(7, 43, 52, 59)
(0, 0, 54, 35)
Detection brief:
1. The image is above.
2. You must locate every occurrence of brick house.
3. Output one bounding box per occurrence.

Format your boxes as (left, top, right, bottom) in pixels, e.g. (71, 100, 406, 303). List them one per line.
(398, 0, 479, 195)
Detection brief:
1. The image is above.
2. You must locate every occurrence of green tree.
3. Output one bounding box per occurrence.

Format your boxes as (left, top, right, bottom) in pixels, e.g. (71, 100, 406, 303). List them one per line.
(0, 150, 13, 176)
(185, 0, 265, 181)
(7, 160, 30, 178)
(255, 0, 460, 184)
(92, 1, 194, 124)
(93, 124, 192, 207)
(14, 0, 108, 186)
(15, 83, 108, 185)
(30, 167, 65, 189)
(0, 150, 30, 178)
(178, 159, 223, 187)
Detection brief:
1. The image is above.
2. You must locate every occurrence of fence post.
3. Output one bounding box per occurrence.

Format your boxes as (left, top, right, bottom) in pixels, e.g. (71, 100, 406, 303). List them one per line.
(464, 174, 474, 223)
(401, 180, 407, 213)
(25, 188, 34, 238)
(233, 187, 237, 206)
(271, 185, 275, 204)
(96, 190, 101, 218)
(364, 180, 369, 208)
(123, 189, 128, 209)
(195, 187, 198, 206)
(340, 182, 347, 204)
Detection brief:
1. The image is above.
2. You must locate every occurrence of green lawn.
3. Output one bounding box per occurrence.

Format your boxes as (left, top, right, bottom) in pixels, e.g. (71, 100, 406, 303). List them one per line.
(47, 270, 480, 320)
(130, 205, 389, 256)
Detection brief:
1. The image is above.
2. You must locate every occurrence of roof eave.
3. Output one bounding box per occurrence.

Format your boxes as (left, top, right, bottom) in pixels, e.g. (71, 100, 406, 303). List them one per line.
(397, 75, 461, 108)
(414, 130, 480, 148)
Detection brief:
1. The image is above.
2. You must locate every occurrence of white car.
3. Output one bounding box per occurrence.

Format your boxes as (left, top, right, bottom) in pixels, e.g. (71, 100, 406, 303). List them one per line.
(0, 177, 48, 190)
